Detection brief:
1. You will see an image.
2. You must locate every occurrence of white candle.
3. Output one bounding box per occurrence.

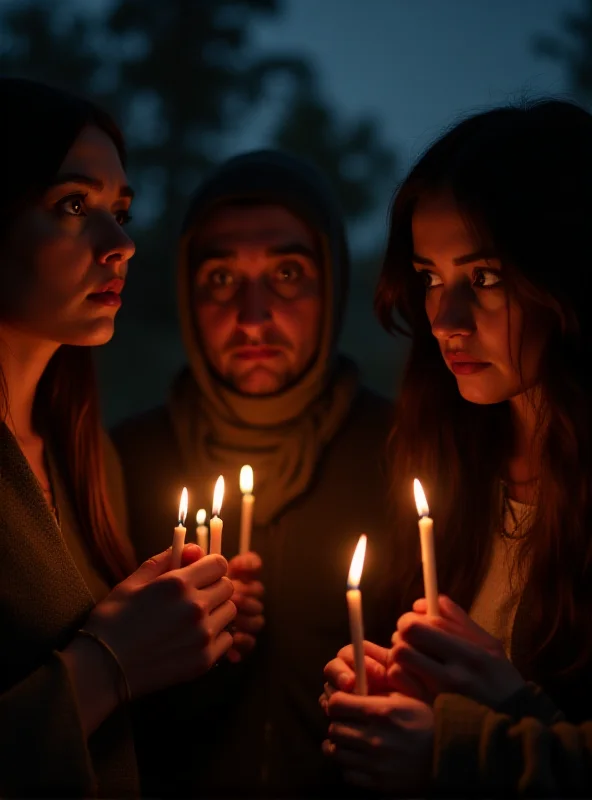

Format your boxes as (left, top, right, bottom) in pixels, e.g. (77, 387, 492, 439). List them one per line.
(346, 534, 368, 695)
(209, 476, 225, 555)
(196, 508, 208, 552)
(171, 487, 188, 569)
(413, 478, 439, 616)
(239, 465, 254, 554)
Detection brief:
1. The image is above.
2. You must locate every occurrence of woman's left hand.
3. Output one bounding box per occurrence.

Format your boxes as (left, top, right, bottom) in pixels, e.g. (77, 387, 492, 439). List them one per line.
(226, 551, 265, 663)
(388, 595, 526, 707)
(323, 690, 434, 794)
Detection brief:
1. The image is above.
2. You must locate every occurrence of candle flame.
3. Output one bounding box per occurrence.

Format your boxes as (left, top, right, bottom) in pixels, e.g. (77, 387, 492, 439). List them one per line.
(240, 464, 254, 494)
(212, 475, 225, 517)
(178, 487, 188, 525)
(347, 534, 367, 590)
(196, 508, 206, 526)
(413, 478, 430, 517)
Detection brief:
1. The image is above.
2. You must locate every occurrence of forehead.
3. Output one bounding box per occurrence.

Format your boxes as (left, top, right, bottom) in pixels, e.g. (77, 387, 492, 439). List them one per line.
(412, 191, 481, 255)
(59, 125, 127, 184)
(193, 203, 315, 250)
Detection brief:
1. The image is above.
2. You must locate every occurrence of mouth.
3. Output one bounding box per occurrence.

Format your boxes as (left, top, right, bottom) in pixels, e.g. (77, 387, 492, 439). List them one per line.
(87, 278, 124, 309)
(445, 353, 491, 376)
(232, 347, 283, 361)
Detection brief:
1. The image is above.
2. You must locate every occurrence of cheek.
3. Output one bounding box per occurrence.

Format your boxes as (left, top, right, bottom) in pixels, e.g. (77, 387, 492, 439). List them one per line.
(277, 297, 322, 347)
(194, 302, 234, 354)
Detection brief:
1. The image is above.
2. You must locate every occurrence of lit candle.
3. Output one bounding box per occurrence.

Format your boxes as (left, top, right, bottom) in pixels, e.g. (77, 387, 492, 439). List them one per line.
(239, 465, 254, 554)
(346, 534, 368, 695)
(171, 487, 188, 569)
(209, 476, 225, 555)
(413, 478, 439, 616)
(196, 508, 208, 553)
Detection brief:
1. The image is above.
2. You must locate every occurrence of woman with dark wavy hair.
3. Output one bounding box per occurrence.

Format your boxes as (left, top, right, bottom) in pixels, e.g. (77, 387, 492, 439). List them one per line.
(0, 78, 236, 797)
(322, 99, 592, 797)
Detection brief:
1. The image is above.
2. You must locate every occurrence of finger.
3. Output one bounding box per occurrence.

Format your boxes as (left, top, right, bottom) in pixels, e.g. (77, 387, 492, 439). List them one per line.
(228, 551, 262, 579)
(232, 594, 264, 615)
(327, 691, 391, 723)
(209, 630, 233, 664)
(181, 543, 204, 567)
(337, 641, 390, 667)
(324, 658, 356, 691)
(386, 662, 433, 703)
(196, 576, 234, 612)
(400, 620, 487, 667)
(329, 722, 372, 754)
(226, 647, 243, 663)
(182, 554, 228, 589)
(207, 599, 237, 638)
(332, 745, 377, 776)
(232, 580, 265, 598)
(235, 613, 265, 635)
(412, 596, 495, 646)
(391, 640, 458, 692)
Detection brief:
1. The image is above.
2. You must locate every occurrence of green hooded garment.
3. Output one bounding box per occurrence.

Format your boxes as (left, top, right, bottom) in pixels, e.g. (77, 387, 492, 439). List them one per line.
(113, 150, 394, 798)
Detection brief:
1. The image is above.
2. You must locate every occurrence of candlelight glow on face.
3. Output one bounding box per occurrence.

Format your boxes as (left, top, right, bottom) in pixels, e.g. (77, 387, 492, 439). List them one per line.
(178, 487, 188, 525)
(413, 478, 429, 517)
(212, 475, 224, 517)
(196, 508, 206, 526)
(347, 534, 367, 589)
(240, 464, 254, 494)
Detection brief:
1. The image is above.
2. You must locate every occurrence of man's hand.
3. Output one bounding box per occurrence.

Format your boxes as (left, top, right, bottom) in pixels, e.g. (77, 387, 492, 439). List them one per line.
(227, 551, 265, 662)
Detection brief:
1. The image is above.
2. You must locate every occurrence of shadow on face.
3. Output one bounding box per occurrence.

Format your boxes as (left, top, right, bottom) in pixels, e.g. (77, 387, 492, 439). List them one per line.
(0, 125, 135, 348)
(411, 191, 547, 405)
(191, 203, 323, 395)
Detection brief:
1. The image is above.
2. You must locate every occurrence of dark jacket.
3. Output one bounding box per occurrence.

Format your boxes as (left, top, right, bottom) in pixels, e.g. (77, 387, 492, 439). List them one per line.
(0, 423, 138, 797)
(113, 386, 394, 797)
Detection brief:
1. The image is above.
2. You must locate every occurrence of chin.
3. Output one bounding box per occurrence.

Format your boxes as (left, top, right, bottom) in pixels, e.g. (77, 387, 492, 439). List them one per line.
(456, 379, 515, 405)
(232, 367, 287, 395)
(61, 318, 116, 347)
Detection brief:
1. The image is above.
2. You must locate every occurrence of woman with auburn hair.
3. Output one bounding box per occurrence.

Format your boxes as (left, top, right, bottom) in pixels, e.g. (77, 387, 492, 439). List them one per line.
(322, 99, 592, 797)
(0, 78, 236, 798)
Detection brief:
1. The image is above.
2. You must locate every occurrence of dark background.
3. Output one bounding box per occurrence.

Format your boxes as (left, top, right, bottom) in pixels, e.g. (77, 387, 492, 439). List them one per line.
(0, 0, 589, 423)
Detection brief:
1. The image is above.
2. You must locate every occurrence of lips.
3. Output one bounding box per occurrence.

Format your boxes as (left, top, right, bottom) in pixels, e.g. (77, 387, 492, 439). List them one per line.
(232, 347, 282, 360)
(87, 278, 125, 308)
(445, 352, 491, 376)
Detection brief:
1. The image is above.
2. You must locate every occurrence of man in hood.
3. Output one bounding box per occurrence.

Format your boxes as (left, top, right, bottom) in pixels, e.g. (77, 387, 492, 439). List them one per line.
(113, 150, 394, 797)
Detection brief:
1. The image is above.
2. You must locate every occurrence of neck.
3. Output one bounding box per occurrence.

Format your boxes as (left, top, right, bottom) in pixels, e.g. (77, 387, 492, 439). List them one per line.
(0, 324, 59, 441)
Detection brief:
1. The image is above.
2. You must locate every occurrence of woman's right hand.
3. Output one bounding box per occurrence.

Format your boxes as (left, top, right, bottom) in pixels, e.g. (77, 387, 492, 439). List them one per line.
(320, 641, 392, 712)
(83, 547, 236, 699)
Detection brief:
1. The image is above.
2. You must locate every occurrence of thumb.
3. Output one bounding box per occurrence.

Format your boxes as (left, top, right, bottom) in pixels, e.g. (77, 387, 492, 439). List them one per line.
(127, 549, 172, 586)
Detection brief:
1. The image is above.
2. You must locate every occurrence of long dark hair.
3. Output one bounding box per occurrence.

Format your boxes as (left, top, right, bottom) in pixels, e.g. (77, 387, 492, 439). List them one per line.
(0, 78, 136, 584)
(375, 98, 592, 677)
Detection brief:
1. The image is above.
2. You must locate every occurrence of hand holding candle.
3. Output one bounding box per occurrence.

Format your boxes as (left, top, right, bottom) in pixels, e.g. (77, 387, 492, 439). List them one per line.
(196, 508, 208, 553)
(209, 476, 225, 555)
(239, 465, 254, 554)
(414, 479, 439, 616)
(171, 487, 188, 569)
(346, 534, 368, 695)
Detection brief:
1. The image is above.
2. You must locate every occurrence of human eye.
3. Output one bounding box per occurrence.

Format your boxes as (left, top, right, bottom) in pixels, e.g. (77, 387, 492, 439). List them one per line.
(416, 269, 443, 290)
(473, 267, 502, 289)
(209, 268, 235, 288)
(56, 193, 87, 218)
(274, 261, 304, 283)
(114, 208, 133, 226)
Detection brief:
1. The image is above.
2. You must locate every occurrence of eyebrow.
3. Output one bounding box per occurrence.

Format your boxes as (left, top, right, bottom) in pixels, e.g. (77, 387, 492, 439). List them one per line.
(195, 242, 317, 264)
(411, 248, 497, 267)
(48, 172, 135, 199)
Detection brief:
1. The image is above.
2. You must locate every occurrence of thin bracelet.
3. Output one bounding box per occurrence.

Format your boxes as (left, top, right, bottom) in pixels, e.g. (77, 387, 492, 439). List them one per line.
(77, 629, 132, 704)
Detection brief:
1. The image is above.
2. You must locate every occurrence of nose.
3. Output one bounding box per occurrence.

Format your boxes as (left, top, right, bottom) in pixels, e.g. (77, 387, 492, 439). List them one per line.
(430, 282, 476, 341)
(237, 278, 272, 327)
(95, 214, 136, 270)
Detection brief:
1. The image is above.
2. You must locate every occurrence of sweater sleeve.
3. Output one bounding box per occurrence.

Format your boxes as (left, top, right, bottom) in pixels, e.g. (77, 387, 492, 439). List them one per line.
(433, 683, 592, 797)
(0, 650, 97, 797)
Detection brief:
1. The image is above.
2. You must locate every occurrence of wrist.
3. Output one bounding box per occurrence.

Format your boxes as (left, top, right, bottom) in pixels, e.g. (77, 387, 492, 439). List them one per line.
(62, 634, 121, 736)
